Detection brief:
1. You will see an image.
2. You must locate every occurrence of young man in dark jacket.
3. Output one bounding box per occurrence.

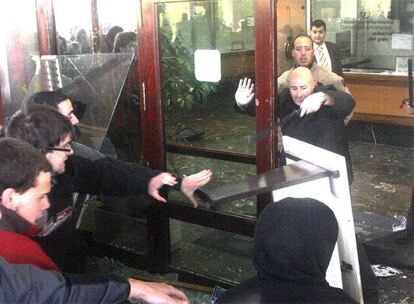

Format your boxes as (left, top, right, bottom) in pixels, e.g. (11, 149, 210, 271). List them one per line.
(0, 138, 189, 304)
(216, 197, 358, 303)
(4, 105, 211, 273)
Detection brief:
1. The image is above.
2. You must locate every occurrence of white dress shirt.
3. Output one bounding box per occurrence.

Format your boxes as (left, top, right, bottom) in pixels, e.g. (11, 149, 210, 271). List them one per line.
(314, 42, 332, 72)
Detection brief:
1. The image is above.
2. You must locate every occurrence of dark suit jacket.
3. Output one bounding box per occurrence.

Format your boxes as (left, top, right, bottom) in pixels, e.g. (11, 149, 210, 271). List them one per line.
(325, 41, 344, 77)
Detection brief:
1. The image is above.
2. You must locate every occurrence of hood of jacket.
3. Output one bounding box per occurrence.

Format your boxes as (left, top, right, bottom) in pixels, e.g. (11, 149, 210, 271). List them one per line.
(253, 197, 338, 286)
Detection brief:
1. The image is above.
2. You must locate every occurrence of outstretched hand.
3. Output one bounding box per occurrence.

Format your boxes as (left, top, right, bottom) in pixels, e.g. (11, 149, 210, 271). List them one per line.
(235, 77, 255, 108)
(181, 169, 212, 207)
(128, 279, 190, 304)
(148, 173, 177, 203)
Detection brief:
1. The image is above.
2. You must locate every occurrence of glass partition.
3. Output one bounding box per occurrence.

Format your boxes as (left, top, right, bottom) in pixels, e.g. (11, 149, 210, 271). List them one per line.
(311, 0, 413, 74)
(53, 0, 94, 54)
(167, 153, 257, 215)
(0, 0, 39, 118)
(276, 0, 307, 75)
(158, 0, 257, 216)
(170, 220, 255, 283)
(159, 1, 255, 153)
(54, 0, 139, 54)
(22, 53, 134, 155)
(156, 0, 259, 284)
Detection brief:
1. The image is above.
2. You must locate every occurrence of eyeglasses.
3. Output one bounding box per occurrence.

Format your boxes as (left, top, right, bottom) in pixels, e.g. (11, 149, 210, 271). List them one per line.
(46, 142, 72, 153)
(46, 147, 72, 152)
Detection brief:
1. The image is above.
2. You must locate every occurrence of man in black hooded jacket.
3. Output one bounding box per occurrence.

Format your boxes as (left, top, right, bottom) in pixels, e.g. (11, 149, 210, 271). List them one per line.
(216, 197, 357, 303)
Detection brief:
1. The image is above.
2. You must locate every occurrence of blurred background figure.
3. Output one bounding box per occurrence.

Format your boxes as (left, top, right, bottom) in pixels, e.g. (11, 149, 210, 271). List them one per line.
(75, 28, 92, 54)
(113, 31, 137, 53)
(103, 25, 123, 53)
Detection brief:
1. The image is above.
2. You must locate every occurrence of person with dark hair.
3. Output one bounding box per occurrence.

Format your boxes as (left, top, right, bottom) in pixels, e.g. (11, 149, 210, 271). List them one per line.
(0, 138, 56, 270)
(113, 31, 137, 53)
(26, 91, 79, 125)
(4, 105, 212, 273)
(216, 197, 357, 303)
(310, 19, 344, 77)
(104, 25, 124, 53)
(75, 28, 92, 54)
(24, 90, 100, 159)
(0, 138, 190, 304)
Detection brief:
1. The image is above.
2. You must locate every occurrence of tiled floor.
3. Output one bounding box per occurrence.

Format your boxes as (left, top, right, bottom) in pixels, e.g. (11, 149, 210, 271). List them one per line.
(348, 140, 414, 303)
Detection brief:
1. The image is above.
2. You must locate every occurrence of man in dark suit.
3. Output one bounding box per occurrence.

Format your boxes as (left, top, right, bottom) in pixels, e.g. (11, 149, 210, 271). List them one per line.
(310, 19, 344, 77)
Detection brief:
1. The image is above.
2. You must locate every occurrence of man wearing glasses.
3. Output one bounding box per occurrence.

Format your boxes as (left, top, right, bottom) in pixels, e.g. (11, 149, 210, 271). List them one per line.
(0, 138, 189, 304)
(4, 104, 212, 273)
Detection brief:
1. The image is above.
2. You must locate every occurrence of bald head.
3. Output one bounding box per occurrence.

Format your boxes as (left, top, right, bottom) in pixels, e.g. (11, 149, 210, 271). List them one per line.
(288, 67, 317, 106)
(288, 66, 314, 83)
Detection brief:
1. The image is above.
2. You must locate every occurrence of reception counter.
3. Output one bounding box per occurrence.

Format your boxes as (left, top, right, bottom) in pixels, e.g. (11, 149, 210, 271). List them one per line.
(344, 72, 414, 127)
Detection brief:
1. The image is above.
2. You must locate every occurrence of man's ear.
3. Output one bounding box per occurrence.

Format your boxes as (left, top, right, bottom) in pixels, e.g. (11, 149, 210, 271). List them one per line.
(1, 188, 18, 210)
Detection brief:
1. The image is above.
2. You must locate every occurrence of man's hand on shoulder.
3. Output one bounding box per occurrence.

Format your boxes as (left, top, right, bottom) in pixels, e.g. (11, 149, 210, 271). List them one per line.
(235, 77, 255, 108)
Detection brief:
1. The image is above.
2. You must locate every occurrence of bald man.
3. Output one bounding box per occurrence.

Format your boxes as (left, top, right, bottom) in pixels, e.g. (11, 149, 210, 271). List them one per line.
(280, 66, 355, 182)
(235, 35, 349, 112)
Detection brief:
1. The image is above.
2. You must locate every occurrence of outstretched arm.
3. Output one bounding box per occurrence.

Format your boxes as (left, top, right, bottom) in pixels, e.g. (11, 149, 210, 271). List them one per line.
(0, 257, 131, 304)
(148, 170, 212, 206)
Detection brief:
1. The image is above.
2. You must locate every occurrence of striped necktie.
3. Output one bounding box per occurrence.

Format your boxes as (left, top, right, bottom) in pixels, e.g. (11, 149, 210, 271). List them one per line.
(317, 46, 328, 69)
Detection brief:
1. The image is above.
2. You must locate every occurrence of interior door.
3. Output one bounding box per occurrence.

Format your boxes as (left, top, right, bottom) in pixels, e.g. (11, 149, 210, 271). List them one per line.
(138, 0, 277, 284)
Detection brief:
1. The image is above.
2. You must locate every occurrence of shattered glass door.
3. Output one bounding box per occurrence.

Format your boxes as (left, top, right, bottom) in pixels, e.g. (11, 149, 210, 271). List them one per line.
(22, 53, 134, 153)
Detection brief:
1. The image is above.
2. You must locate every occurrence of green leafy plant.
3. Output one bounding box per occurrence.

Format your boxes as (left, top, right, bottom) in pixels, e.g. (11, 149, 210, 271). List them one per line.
(158, 7, 217, 113)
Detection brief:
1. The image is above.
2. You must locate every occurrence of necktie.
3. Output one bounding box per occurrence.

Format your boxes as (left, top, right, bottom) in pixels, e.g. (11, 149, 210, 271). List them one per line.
(317, 46, 328, 69)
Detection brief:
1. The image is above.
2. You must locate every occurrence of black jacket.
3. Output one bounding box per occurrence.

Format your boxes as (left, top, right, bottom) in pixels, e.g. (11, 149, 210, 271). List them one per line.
(0, 256, 129, 303)
(33, 155, 177, 273)
(216, 198, 358, 303)
(279, 83, 355, 182)
(324, 41, 344, 77)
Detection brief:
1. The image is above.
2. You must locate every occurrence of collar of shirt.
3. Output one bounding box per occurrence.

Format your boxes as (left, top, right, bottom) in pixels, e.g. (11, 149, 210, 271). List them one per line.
(313, 42, 331, 70)
(313, 41, 326, 49)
